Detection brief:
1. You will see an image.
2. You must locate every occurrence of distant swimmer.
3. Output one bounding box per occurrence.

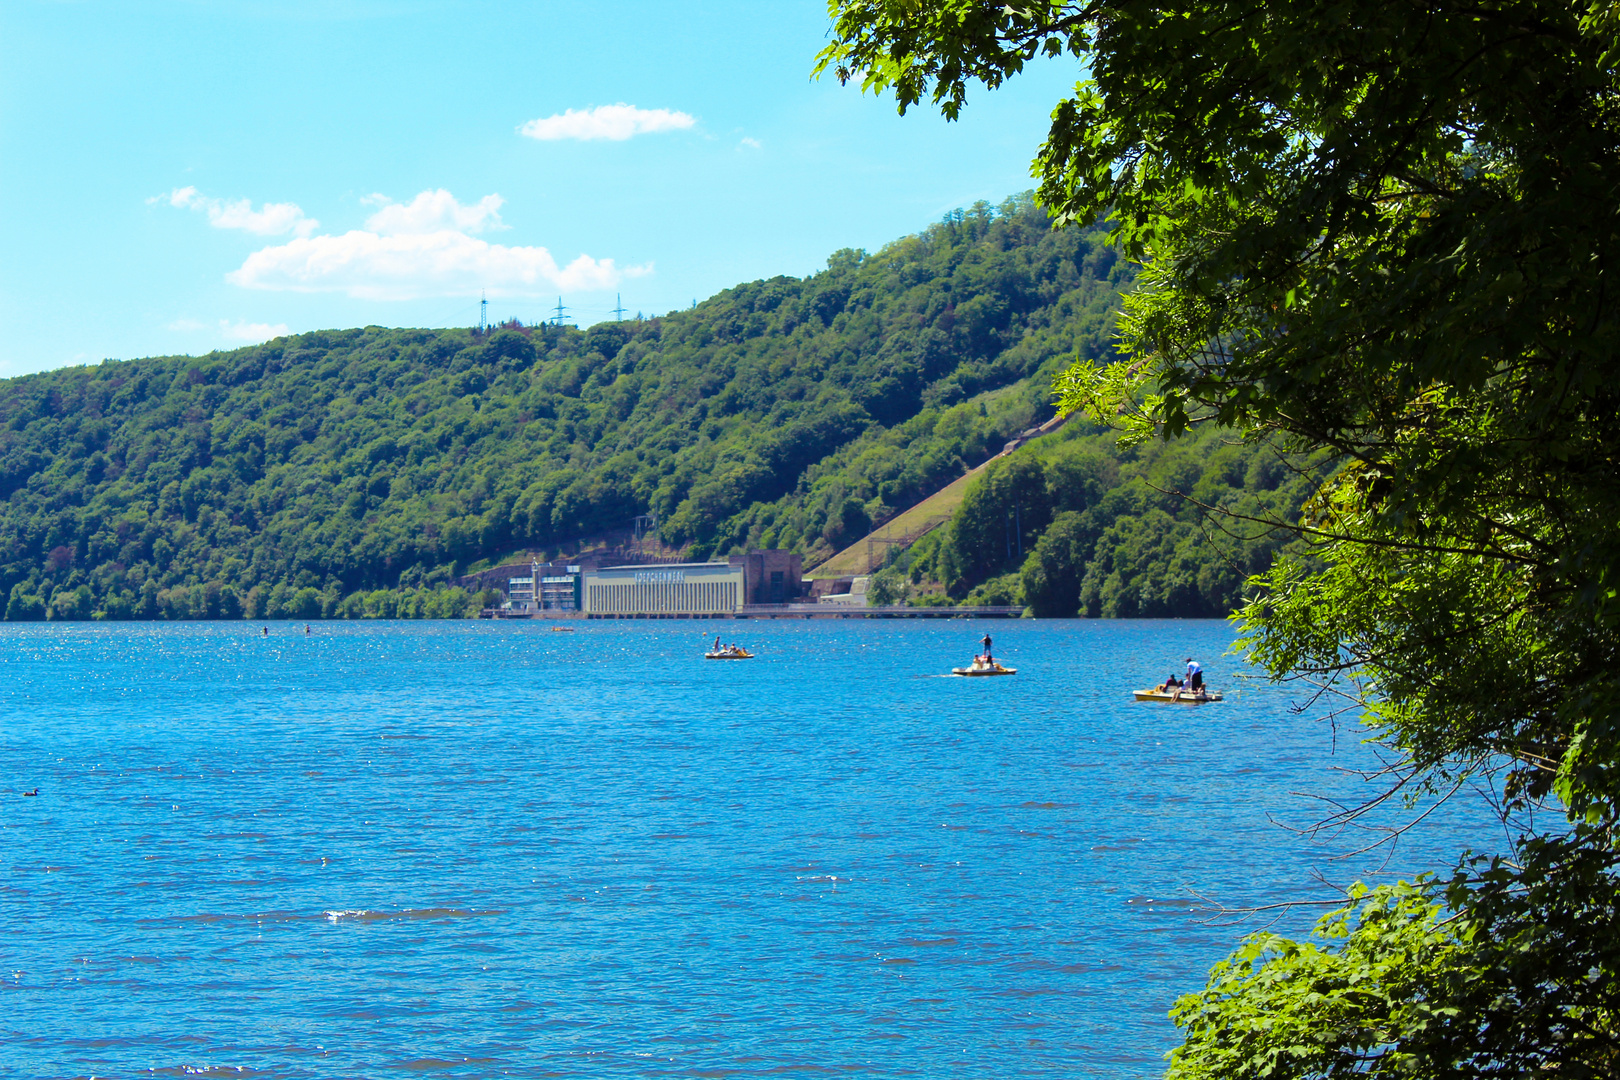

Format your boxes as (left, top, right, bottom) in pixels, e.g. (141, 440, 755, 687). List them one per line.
(23, 788, 38, 796)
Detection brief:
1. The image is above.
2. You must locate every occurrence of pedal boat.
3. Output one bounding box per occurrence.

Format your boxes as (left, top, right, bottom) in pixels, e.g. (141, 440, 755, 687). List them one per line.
(704, 648, 754, 660)
(952, 656, 1016, 676)
(1133, 687, 1223, 703)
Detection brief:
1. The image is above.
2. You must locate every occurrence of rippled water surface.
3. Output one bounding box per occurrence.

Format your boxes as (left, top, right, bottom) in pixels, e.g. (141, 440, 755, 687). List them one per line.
(1, 620, 1499, 1078)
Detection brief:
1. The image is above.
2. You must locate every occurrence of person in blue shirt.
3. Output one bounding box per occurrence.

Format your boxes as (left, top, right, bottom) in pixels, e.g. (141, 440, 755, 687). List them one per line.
(1185, 658, 1203, 693)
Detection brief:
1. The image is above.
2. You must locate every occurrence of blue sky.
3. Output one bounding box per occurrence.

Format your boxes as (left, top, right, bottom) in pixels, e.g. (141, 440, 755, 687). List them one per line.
(0, 1, 1080, 377)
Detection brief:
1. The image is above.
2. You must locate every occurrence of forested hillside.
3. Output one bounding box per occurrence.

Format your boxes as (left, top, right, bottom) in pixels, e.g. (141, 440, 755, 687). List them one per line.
(0, 195, 1134, 620)
(884, 423, 1320, 617)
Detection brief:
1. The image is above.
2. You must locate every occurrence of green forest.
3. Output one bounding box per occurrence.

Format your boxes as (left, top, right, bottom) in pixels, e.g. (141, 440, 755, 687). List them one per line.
(0, 194, 1303, 620)
(879, 423, 1317, 618)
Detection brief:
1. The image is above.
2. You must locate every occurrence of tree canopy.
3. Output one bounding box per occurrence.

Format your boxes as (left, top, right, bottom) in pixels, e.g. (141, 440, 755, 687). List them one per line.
(823, 1, 1620, 1075)
(900, 421, 1318, 616)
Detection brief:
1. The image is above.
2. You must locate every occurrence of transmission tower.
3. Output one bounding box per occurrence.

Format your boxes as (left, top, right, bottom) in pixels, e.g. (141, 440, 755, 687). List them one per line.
(478, 290, 488, 334)
(612, 293, 627, 322)
(631, 511, 658, 556)
(866, 535, 904, 575)
(550, 296, 570, 326)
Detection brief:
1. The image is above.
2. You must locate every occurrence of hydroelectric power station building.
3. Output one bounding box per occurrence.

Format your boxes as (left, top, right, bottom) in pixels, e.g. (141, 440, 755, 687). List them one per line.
(581, 550, 803, 617)
(482, 546, 1020, 619)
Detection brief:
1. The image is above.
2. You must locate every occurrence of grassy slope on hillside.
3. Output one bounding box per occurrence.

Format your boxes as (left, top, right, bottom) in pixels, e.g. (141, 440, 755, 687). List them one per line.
(809, 468, 976, 579)
(884, 422, 1322, 617)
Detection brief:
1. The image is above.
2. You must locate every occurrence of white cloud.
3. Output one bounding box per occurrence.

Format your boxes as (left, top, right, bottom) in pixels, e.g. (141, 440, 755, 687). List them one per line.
(229, 229, 641, 301)
(738, 137, 763, 151)
(160, 186, 319, 237)
(214, 188, 645, 301)
(518, 103, 695, 141)
(221, 320, 289, 343)
(165, 317, 288, 342)
(361, 189, 505, 235)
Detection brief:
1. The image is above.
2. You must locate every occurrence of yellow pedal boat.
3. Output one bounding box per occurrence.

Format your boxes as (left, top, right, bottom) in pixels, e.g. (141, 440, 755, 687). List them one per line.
(1133, 688, 1222, 703)
(952, 657, 1016, 676)
(705, 649, 754, 660)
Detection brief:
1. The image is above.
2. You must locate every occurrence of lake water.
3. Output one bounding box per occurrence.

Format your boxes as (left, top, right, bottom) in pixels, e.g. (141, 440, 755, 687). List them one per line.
(0, 620, 1501, 1079)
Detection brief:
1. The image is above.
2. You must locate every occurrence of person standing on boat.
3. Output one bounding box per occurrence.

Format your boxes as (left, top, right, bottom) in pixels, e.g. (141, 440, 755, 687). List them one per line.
(1185, 658, 1203, 693)
(981, 632, 993, 662)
